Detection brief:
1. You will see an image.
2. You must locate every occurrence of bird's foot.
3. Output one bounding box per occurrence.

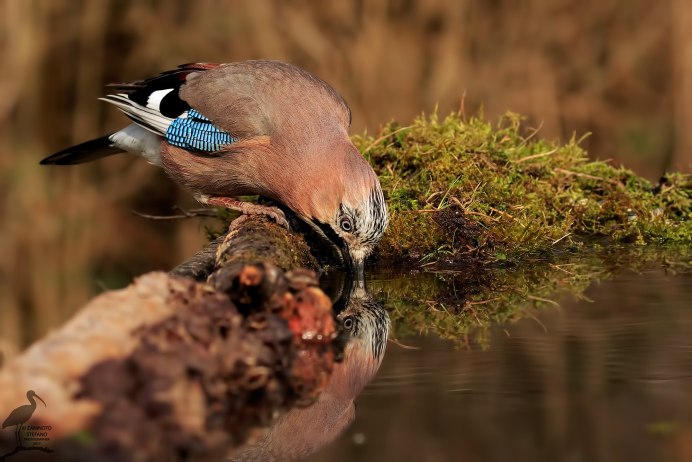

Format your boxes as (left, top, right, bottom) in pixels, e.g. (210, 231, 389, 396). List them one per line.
(201, 196, 289, 229)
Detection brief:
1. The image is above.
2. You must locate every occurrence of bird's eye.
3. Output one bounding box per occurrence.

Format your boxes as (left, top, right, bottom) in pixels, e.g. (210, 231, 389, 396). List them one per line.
(343, 316, 354, 330)
(340, 216, 353, 232)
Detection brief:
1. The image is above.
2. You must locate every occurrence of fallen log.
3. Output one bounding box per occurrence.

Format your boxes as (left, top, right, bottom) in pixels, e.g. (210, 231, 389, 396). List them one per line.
(0, 216, 338, 462)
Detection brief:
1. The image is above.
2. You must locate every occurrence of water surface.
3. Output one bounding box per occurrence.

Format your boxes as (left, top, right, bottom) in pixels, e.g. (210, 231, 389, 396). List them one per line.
(309, 264, 692, 461)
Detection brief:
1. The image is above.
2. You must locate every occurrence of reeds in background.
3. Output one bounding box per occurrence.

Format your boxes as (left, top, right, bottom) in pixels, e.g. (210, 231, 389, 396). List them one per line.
(0, 0, 690, 354)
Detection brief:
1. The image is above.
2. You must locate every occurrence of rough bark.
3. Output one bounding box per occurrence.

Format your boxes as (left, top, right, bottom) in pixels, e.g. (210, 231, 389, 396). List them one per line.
(0, 216, 336, 462)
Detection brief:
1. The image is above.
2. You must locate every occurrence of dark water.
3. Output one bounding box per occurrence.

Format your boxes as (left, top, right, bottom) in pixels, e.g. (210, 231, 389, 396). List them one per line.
(307, 265, 692, 462)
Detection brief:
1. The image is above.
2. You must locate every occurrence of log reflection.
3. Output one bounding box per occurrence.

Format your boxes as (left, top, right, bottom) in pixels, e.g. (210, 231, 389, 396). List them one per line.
(231, 278, 389, 461)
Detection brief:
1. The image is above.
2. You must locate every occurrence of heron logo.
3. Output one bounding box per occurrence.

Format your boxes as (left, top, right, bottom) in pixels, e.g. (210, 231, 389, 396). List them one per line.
(0, 390, 53, 460)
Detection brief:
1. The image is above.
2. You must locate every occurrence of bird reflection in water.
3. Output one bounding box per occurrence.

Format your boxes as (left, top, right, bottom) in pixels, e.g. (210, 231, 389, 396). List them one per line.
(230, 276, 389, 461)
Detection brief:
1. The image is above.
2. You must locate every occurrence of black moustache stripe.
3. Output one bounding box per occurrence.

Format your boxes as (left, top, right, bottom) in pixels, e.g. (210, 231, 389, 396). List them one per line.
(315, 220, 346, 253)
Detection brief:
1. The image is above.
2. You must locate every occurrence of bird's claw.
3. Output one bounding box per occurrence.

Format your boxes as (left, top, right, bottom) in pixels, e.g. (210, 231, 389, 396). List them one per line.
(262, 208, 289, 229)
(201, 196, 289, 229)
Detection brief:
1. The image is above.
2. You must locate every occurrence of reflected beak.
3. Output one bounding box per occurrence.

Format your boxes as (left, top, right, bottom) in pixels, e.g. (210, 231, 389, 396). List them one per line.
(35, 394, 46, 407)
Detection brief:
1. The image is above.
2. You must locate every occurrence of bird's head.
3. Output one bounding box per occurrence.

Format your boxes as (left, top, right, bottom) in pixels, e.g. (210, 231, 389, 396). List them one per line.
(27, 390, 46, 407)
(305, 147, 388, 277)
(324, 186, 388, 277)
(329, 280, 389, 399)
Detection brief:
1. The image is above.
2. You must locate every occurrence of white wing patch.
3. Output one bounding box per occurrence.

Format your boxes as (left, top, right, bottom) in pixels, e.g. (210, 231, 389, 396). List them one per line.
(146, 89, 174, 111)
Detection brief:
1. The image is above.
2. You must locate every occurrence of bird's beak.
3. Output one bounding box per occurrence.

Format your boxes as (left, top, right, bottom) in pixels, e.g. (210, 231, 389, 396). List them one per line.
(35, 394, 46, 407)
(352, 256, 365, 280)
(341, 246, 365, 280)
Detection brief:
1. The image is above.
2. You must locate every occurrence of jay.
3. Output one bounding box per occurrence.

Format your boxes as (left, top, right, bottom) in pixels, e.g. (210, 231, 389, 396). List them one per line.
(41, 60, 388, 275)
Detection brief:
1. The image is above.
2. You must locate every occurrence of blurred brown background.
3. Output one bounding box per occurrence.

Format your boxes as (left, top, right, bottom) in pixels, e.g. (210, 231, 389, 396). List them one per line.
(1, 0, 691, 351)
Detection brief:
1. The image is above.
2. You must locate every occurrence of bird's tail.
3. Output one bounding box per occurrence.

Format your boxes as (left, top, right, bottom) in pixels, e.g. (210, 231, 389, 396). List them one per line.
(40, 135, 123, 165)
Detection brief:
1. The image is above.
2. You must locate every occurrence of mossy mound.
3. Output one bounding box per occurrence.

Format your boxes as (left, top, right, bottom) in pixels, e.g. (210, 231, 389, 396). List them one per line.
(356, 112, 691, 266)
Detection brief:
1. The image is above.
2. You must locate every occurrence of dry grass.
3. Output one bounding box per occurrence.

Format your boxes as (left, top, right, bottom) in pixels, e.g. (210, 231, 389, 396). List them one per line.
(0, 0, 690, 353)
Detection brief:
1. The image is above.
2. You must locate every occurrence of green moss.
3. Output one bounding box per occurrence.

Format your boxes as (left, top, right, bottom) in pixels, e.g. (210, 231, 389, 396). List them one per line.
(358, 112, 691, 344)
(356, 112, 692, 266)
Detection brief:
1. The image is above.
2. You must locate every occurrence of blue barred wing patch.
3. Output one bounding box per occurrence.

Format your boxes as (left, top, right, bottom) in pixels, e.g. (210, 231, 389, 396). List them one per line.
(165, 109, 235, 152)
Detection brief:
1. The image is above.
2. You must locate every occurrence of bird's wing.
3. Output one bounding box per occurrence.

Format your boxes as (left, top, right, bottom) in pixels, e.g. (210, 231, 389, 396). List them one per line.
(179, 60, 352, 140)
(102, 63, 236, 154)
(102, 61, 351, 154)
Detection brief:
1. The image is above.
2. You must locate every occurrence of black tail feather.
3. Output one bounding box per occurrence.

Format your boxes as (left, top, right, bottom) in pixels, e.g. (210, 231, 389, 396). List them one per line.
(40, 135, 123, 165)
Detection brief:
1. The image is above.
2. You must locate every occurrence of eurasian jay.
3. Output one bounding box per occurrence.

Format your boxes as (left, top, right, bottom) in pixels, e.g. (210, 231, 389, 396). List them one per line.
(40, 60, 388, 274)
